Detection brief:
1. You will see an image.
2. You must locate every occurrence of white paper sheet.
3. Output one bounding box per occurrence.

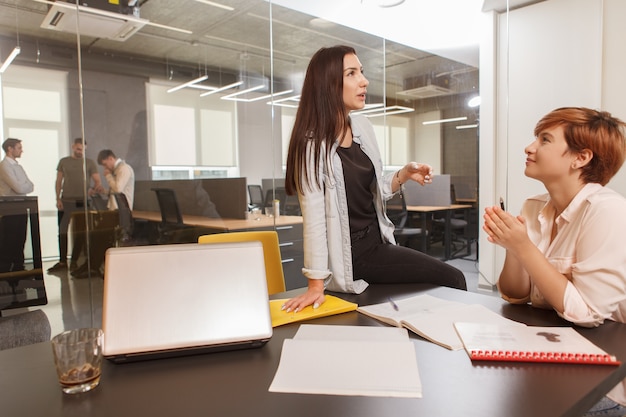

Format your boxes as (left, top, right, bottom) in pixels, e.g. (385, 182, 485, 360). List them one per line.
(269, 325, 422, 398)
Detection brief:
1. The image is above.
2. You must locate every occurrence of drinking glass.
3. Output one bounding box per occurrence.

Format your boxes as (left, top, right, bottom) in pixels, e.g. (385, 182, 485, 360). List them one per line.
(51, 328, 104, 394)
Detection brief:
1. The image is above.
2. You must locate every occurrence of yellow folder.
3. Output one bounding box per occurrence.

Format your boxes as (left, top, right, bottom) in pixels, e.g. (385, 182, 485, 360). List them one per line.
(269, 295, 358, 327)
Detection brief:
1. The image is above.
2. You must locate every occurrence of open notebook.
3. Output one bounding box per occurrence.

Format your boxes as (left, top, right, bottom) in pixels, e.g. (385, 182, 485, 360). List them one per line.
(102, 241, 273, 363)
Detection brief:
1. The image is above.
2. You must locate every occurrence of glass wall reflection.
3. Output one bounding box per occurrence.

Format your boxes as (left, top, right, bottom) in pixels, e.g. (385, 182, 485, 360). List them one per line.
(0, 0, 479, 332)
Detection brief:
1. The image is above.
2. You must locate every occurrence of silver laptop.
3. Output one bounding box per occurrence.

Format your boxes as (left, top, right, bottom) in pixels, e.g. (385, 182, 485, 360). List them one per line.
(102, 241, 273, 363)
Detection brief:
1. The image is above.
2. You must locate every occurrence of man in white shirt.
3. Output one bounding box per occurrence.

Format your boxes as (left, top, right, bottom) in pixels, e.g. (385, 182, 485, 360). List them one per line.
(70, 149, 135, 279)
(97, 149, 135, 210)
(0, 138, 35, 272)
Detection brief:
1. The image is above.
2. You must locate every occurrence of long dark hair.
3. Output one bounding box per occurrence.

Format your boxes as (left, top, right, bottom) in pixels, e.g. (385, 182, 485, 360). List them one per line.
(285, 45, 356, 195)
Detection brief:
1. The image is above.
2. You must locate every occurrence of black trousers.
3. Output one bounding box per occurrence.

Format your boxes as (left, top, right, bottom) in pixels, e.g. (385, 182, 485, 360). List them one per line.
(57, 199, 86, 263)
(351, 221, 467, 291)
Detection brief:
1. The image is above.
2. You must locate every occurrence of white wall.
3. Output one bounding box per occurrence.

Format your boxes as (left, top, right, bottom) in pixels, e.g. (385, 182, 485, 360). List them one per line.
(413, 111, 442, 174)
(237, 100, 283, 188)
(602, 0, 626, 194)
(478, 0, 605, 288)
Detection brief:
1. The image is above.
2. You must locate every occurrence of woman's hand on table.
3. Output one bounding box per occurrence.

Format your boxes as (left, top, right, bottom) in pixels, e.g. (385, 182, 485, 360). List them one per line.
(281, 279, 325, 313)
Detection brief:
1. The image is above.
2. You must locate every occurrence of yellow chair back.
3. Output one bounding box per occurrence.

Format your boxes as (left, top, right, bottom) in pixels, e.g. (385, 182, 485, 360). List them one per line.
(198, 231, 286, 295)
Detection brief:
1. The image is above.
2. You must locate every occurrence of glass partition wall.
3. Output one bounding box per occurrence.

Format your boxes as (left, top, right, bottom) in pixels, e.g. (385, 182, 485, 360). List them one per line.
(0, 0, 479, 332)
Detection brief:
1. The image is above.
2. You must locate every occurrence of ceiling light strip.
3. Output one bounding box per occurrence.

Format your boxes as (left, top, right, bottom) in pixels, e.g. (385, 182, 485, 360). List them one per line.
(199, 81, 244, 97)
(362, 108, 415, 118)
(221, 85, 266, 100)
(456, 124, 478, 130)
(193, 0, 235, 11)
(246, 89, 293, 103)
(188, 85, 219, 91)
(167, 75, 209, 93)
(422, 116, 468, 125)
(267, 95, 301, 107)
(0, 46, 21, 73)
(269, 102, 300, 109)
(353, 105, 413, 116)
(271, 95, 301, 104)
(144, 21, 193, 35)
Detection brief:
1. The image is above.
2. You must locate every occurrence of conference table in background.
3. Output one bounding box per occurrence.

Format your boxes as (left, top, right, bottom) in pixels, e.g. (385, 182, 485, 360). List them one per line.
(406, 204, 473, 260)
(132, 210, 303, 232)
(3, 284, 626, 417)
(133, 211, 306, 289)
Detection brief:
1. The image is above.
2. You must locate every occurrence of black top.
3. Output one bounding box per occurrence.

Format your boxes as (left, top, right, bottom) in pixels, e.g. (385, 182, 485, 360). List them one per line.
(336, 141, 377, 234)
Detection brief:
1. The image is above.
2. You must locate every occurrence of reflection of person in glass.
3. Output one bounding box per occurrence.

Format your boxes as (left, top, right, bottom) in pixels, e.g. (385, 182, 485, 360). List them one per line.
(97, 149, 135, 210)
(48, 138, 103, 272)
(282, 45, 466, 313)
(0, 138, 34, 272)
(483, 107, 626, 415)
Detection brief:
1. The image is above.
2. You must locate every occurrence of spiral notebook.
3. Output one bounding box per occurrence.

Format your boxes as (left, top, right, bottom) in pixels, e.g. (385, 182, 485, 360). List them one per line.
(454, 322, 620, 365)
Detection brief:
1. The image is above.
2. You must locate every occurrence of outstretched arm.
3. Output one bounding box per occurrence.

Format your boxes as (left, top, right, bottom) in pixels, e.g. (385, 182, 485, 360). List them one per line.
(392, 162, 433, 193)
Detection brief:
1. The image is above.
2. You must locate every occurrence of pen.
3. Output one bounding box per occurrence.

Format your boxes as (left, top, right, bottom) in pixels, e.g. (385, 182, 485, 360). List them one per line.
(388, 297, 399, 311)
(499, 197, 505, 211)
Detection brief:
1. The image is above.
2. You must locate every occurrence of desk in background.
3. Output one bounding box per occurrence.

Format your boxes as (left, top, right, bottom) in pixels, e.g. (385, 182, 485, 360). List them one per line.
(2, 284, 625, 417)
(406, 204, 472, 260)
(133, 211, 305, 289)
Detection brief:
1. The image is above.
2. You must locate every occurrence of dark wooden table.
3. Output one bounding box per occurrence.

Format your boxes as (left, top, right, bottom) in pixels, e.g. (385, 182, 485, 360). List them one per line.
(2, 284, 625, 417)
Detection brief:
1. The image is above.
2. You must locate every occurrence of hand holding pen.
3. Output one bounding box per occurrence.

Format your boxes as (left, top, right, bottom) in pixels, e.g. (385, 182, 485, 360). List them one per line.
(483, 197, 529, 251)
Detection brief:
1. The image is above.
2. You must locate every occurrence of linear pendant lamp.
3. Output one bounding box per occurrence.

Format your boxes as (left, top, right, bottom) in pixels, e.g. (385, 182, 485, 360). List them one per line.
(268, 94, 301, 108)
(167, 75, 208, 93)
(422, 116, 467, 125)
(0, 46, 21, 73)
(193, 0, 234, 11)
(199, 81, 243, 97)
(220, 85, 265, 101)
(456, 124, 478, 130)
(354, 105, 414, 118)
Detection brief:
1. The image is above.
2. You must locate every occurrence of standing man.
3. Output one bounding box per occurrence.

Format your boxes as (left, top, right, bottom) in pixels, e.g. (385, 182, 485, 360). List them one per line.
(48, 138, 103, 272)
(97, 149, 135, 209)
(0, 138, 35, 272)
(70, 149, 135, 279)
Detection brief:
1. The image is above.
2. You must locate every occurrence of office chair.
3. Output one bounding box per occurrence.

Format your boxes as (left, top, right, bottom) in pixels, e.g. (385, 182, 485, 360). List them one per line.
(198, 231, 286, 295)
(89, 195, 109, 211)
(430, 185, 471, 259)
(113, 193, 134, 246)
(247, 185, 265, 210)
(386, 192, 427, 250)
(152, 188, 192, 244)
(0, 309, 51, 350)
(264, 187, 297, 215)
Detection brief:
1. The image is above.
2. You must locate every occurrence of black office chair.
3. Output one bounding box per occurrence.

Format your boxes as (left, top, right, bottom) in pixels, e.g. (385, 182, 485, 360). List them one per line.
(89, 195, 109, 211)
(430, 185, 471, 258)
(386, 192, 426, 249)
(151, 188, 192, 244)
(263, 187, 301, 215)
(247, 185, 264, 210)
(112, 193, 134, 246)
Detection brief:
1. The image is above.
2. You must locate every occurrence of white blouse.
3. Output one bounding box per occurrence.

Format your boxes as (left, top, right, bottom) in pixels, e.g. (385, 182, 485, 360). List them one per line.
(503, 183, 626, 405)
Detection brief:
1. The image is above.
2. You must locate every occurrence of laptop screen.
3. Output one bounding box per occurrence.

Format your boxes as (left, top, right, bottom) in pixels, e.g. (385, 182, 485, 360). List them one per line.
(102, 241, 272, 361)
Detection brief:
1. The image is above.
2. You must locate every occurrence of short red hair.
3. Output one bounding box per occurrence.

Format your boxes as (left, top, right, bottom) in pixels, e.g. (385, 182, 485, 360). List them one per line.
(534, 107, 626, 185)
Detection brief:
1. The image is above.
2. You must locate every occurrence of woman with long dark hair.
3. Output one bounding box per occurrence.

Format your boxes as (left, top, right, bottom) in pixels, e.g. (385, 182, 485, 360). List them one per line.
(282, 45, 466, 313)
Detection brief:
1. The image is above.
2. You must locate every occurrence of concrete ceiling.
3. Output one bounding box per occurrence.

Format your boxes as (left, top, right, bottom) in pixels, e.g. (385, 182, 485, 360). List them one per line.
(0, 0, 480, 103)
